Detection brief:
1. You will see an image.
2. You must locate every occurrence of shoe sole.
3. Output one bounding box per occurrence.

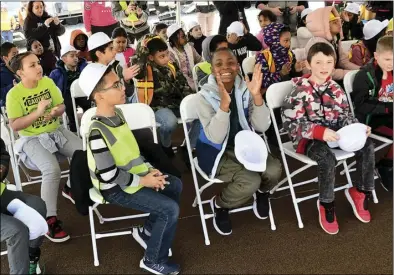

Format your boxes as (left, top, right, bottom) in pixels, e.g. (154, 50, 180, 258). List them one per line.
(317, 200, 339, 235)
(45, 234, 70, 243)
(210, 199, 232, 236)
(252, 199, 269, 220)
(132, 228, 172, 257)
(344, 189, 370, 223)
(139, 259, 180, 275)
(62, 191, 75, 204)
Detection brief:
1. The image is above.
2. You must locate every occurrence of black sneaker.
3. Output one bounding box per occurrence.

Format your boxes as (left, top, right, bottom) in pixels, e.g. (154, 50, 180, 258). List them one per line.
(62, 185, 75, 204)
(210, 198, 232, 235)
(253, 191, 270, 220)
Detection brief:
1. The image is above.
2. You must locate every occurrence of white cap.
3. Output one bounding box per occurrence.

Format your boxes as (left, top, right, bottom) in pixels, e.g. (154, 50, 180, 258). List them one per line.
(344, 2, 360, 15)
(327, 123, 368, 152)
(167, 24, 183, 39)
(60, 45, 79, 57)
(234, 130, 268, 172)
(79, 63, 111, 98)
(301, 8, 312, 19)
(227, 21, 244, 37)
(363, 19, 389, 40)
(88, 32, 112, 51)
(187, 21, 200, 32)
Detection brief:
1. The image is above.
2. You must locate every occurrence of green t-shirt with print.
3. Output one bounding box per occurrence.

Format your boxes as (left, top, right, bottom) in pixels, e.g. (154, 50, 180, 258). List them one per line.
(6, 76, 64, 137)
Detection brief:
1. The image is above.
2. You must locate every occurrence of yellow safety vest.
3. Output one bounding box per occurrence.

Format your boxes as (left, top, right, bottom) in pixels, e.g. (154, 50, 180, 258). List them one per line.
(197, 61, 212, 75)
(1, 11, 14, 31)
(87, 109, 149, 197)
(119, 1, 139, 22)
(0, 182, 5, 196)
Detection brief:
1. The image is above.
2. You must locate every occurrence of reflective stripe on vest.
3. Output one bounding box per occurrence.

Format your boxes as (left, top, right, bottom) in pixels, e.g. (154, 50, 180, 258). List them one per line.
(87, 111, 148, 194)
(119, 1, 139, 22)
(197, 62, 212, 75)
(261, 49, 293, 73)
(0, 182, 5, 195)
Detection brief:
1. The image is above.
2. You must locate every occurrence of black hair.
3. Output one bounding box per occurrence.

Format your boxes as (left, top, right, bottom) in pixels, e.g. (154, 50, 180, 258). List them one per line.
(211, 47, 237, 62)
(363, 28, 386, 55)
(147, 37, 168, 55)
(89, 41, 112, 62)
(258, 10, 277, 23)
(154, 23, 168, 33)
(209, 35, 227, 53)
(111, 27, 128, 40)
(307, 42, 336, 63)
(1, 42, 17, 57)
(90, 65, 114, 101)
(279, 26, 291, 37)
(169, 29, 184, 48)
(9, 51, 34, 73)
(26, 38, 40, 51)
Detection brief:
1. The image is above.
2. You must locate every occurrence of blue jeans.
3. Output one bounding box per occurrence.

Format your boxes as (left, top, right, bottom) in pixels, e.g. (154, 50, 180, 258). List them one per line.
(1, 31, 13, 42)
(101, 175, 182, 263)
(155, 108, 178, 148)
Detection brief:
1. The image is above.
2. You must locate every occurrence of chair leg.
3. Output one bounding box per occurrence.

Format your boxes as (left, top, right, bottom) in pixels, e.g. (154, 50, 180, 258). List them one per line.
(89, 206, 100, 266)
(341, 161, 354, 188)
(93, 208, 104, 224)
(268, 200, 276, 231)
(372, 190, 379, 204)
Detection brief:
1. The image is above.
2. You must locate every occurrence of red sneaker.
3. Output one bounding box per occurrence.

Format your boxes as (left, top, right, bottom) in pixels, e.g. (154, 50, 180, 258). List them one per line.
(46, 217, 70, 243)
(317, 200, 339, 235)
(345, 187, 371, 223)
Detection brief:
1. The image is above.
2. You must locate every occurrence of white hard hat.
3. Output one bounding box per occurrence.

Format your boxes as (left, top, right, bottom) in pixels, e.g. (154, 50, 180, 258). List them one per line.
(167, 24, 183, 39)
(227, 21, 244, 37)
(88, 32, 112, 51)
(60, 45, 79, 57)
(344, 2, 360, 15)
(79, 63, 111, 98)
(327, 123, 368, 152)
(363, 19, 389, 40)
(187, 21, 200, 32)
(301, 8, 312, 19)
(234, 130, 268, 172)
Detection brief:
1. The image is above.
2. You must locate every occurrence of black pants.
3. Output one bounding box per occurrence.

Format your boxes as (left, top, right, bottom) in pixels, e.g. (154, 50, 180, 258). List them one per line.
(91, 22, 120, 37)
(63, 93, 92, 132)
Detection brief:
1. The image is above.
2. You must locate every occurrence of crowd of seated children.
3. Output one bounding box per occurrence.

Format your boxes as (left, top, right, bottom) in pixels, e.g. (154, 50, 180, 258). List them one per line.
(70, 29, 91, 62)
(1, 137, 47, 275)
(80, 62, 182, 275)
(296, 8, 313, 49)
(353, 36, 393, 192)
(49, 45, 90, 133)
(6, 51, 82, 243)
(112, 27, 135, 68)
(133, 34, 192, 157)
(195, 48, 282, 235)
(1, 42, 19, 108)
(167, 24, 203, 92)
(27, 39, 57, 76)
(305, 6, 360, 82)
(186, 21, 206, 56)
(256, 9, 277, 50)
(349, 19, 388, 66)
(282, 42, 376, 235)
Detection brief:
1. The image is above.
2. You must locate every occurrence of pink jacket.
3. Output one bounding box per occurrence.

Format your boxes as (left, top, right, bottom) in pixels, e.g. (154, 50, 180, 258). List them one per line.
(256, 29, 268, 50)
(83, 1, 118, 32)
(304, 6, 360, 80)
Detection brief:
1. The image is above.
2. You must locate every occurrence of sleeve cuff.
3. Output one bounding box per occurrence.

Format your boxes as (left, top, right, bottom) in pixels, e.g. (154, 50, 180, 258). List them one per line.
(313, 125, 327, 141)
(129, 174, 141, 187)
(216, 107, 231, 120)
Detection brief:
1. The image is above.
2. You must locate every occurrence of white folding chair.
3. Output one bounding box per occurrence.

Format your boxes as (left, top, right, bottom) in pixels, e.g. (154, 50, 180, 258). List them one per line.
(0, 115, 18, 190)
(266, 81, 357, 228)
(70, 79, 89, 137)
(192, 63, 201, 91)
(341, 39, 358, 54)
(291, 36, 299, 50)
(242, 56, 256, 76)
(180, 94, 276, 246)
(80, 103, 158, 267)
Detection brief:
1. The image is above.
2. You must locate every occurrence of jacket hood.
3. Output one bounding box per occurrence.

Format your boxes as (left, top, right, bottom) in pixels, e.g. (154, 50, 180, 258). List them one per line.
(306, 6, 343, 41)
(70, 29, 88, 51)
(200, 74, 246, 99)
(201, 35, 215, 62)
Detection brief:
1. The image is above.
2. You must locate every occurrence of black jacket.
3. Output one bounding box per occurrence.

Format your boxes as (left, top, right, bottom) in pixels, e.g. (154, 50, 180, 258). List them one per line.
(214, 1, 251, 35)
(229, 33, 262, 74)
(352, 59, 393, 124)
(24, 13, 65, 58)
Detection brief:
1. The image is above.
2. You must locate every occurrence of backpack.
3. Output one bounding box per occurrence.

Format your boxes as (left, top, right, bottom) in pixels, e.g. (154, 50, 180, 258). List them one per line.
(70, 149, 94, 216)
(260, 49, 293, 73)
(349, 41, 366, 64)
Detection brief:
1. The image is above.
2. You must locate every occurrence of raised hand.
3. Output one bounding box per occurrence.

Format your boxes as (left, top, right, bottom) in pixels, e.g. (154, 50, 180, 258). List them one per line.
(36, 99, 52, 116)
(44, 17, 54, 27)
(216, 73, 231, 109)
(123, 64, 140, 81)
(245, 63, 263, 97)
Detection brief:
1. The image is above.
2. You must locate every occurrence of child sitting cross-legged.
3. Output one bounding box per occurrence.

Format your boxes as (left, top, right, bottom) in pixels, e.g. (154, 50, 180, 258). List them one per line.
(79, 63, 182, 275)
(6, 52, 83, 242)
(281, 42, 376, 235)
(195, 48, 282, 235)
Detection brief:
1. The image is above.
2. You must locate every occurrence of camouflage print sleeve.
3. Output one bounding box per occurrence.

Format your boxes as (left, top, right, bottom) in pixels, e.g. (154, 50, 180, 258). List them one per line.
(174, 62, 192, 97)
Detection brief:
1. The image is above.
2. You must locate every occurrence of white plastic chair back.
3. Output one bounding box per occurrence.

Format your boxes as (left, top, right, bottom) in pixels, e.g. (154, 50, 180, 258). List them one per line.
(0, 114, 11, 147)
(70, 79, 89, 137)
(341, 40, 358, 54)
(291, 36, 299, 49)
(180, 94, 199, 123)
(242, 56, 256, 76)
(266, 81, 294, 109)
(343, 70, 359, 115)
(192, 63, 202, 91)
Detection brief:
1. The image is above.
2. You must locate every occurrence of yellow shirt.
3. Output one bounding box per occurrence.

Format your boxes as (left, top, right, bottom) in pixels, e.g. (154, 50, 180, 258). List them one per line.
(1, 11, 15, 31)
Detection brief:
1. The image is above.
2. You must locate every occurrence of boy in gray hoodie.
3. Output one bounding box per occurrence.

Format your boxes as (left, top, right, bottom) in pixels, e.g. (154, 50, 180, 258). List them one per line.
(195, 48, 282, 235)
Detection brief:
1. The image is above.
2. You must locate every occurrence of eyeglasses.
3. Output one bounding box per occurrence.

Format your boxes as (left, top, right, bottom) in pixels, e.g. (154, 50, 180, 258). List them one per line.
(99, 81, 124, 92)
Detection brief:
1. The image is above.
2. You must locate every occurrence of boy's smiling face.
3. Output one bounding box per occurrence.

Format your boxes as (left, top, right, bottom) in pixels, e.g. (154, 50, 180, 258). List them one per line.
(307, 51, 335, 82)
(212, 49, 239, 83)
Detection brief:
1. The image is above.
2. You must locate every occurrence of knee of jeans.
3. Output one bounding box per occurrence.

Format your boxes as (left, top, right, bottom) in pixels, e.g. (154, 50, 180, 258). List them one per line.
(325, 151, 337, 167)
(8, 218, 29, 242)
(165, 200, 179, 223)
(168, 176, 183, 194)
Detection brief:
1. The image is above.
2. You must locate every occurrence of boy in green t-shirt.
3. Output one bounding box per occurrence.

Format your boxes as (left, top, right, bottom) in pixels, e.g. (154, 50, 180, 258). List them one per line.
(6, 52, 82, 243)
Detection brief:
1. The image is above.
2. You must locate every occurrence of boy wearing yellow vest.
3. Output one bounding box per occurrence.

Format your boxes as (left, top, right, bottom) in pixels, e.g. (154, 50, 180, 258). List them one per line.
(79, 63, 182, 275)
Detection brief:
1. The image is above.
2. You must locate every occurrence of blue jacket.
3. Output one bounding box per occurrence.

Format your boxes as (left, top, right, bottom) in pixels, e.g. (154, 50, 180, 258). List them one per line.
(0, 60, 18, 108)
(49, 58, 87, 96)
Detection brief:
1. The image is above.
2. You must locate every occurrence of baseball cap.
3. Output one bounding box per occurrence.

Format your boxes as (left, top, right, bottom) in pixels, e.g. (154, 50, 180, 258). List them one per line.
(88, 32, 112, 51)
(301, 8, 312, 19)
(234, 130, 268, 172)
(344, 2, 360, 15)
(363, 19, 389, 40)
(327, 123, 368, 152)
(79, 63, 111, 98)
(60, 45, 79, 57)
(227, 21, 244, 37)
(167, 24, 183, 39)
(187, 21, 200, 32)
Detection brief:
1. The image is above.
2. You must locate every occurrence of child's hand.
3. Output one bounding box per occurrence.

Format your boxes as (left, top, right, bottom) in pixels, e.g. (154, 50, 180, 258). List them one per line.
(245, 64, 263, 97)
(216, 73, 231, 108)
(140, 171, 168, 190)
(36, 99, 52, 116)
(366, 126, 371, 136)
(280, 63, 291, 76)
(123, 64, 140, 81)
(323, 129, 339, 142)
(43, 114, 53, 122)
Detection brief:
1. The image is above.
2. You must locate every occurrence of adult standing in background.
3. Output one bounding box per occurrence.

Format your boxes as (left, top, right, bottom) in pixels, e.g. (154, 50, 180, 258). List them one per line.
(18, 2, 28, 30)
(1, 4, 16, 43)
(214, 1, 252, 36)
(256, 1, 307, 34)
(24, 1, 65, 58)
(112, 1, 150, 45)
(83, 0, 119, 38)
(195, 2, 216, 36)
